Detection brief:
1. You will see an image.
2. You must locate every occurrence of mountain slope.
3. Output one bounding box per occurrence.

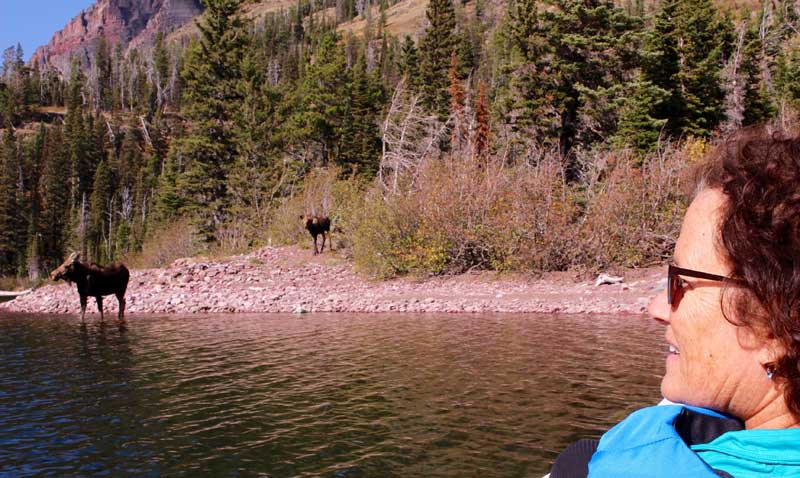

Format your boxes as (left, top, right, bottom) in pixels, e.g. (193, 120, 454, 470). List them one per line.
(30, 0, 204, 74)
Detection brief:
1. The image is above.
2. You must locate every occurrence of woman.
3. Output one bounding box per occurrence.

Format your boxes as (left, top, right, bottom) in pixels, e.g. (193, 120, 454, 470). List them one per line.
(550, 130, 800, 478)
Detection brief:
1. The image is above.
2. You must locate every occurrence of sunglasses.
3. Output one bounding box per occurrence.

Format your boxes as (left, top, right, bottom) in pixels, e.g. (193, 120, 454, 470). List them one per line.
(667, 264, 743, 306)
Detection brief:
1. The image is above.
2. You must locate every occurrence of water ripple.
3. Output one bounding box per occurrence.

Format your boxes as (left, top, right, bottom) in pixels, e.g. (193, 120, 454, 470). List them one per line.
(0, 312, 664, 477)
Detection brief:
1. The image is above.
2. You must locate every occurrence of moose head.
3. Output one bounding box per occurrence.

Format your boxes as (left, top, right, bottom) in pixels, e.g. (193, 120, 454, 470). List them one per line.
(50, 251, 81, 282)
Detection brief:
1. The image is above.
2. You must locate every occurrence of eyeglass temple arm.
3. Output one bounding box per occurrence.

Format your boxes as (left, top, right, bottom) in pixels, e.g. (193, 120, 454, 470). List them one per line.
(670, 265, 740, 283)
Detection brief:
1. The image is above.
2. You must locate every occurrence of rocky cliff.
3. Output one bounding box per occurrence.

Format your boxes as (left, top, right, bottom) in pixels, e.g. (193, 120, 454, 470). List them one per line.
(30, 0, 204, 75)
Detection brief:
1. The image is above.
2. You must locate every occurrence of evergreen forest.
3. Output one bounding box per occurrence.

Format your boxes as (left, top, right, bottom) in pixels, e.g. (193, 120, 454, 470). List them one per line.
(2, 0, 800, 280)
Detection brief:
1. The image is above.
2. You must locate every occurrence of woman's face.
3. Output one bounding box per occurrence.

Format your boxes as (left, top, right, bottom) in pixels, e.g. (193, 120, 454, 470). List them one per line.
(648, 188, 773, 418)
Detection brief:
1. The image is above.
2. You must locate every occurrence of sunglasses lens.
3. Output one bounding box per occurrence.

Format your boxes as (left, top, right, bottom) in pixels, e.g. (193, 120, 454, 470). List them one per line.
(668, 272, 674, 305)
(667, 266, 677, 306)
(668, 268, 683, 307)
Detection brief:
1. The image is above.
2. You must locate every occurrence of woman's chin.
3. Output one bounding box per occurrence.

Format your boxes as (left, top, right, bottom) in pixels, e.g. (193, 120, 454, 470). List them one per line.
(659, 372, 685, 405)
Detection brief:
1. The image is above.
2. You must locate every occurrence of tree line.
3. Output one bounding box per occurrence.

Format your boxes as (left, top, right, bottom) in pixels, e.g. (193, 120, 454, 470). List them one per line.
(2, 0, 800, 278)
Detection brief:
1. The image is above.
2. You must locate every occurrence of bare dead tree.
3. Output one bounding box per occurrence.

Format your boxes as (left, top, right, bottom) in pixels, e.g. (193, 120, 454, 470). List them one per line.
(88, 61, 101, 111)
(366, 42, 376, 72)
(104, 118, 116, 143)
(759, 3, 775, 94)
(721, 21, 748, 133)
(168, 56, 180, 105)
(139, 116, 153, 148)
(379, 78, 450, 196)
(118, 55, 126, 111)
(79, 193, 89, 258)
(267, 58, 280, 86)
(119, 186, 133, 223)
(356, 0, 368, 17)
(103, 197, 114, 262)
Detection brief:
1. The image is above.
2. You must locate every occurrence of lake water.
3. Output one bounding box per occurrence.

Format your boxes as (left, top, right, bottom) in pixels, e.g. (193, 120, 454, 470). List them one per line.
(0, 312, 665, 478)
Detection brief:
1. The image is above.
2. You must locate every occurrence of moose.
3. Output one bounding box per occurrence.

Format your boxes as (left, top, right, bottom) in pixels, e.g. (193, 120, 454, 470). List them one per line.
(50, 252, 130, 322)
(301, 215, 331, 255)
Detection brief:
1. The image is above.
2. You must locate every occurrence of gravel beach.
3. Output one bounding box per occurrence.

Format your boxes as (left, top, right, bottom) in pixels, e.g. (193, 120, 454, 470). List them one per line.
(0, 246, 665, 316)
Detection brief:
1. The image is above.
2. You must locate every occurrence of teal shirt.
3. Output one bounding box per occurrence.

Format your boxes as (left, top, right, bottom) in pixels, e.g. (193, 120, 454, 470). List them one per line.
(692, 428, 800, 477)
(587, 405, 800, 478)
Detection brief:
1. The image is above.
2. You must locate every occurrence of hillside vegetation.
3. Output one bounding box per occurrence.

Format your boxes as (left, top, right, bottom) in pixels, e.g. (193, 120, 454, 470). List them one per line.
(1, 0, 800, 281)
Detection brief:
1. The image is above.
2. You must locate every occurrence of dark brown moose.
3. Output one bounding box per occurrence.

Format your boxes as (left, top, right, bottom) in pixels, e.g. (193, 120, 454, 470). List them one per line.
(50, 252, 130, 322)
(301, 215, 331, 255)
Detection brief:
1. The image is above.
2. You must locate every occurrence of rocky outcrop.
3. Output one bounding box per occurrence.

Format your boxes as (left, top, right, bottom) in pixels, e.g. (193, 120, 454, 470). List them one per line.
(29, 0, 203, 75)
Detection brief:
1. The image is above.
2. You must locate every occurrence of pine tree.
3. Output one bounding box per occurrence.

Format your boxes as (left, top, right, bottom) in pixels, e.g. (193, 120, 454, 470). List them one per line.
(644, 0, 731, 137)
(496, 0, 642, 161)
(39, 127, 70, 270)
(83, 114, 105, 190)
(153, 147, 185, 225)
(455, 31, 476, 79)
(741, 21, 774, 126)
(544, 0, 643, 160)
(89, 159, 114, 262)
(448, 53, 467, 150)
(65, 58, 89, 209)
(118, 119, 142, 190)
(27, 61, 41, 107)
(495, 0, 559, 149)
(176, 0, 247, 243)
(94, 36, 113, 110)
(288, 32, 348, 167)
(612, 76, 669, 154)
(418, 0, 457, 119)
(112, 44, 124, 110)
(0, 126, 19, 274)
(399, 36, 420, 90)
(294, 0, 305, 42)
(774, 40, 800, 112)
(338, 55, 384, 176)
(674, 0, 731, 136)
(228, 37, 287, 235)
(153, 32, 171, 111)
(24, 124, 46, 279)
(0, 83, 13, 130)
(642, 0, 683, 135)
(134, 51, 154, 115)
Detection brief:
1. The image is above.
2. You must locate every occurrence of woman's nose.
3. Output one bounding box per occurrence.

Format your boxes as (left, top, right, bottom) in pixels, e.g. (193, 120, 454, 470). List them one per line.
(648, 286, 670, 325)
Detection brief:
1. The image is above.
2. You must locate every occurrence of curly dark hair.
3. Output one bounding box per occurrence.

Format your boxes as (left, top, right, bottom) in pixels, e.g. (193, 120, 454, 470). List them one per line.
(700, 127, 800, 418)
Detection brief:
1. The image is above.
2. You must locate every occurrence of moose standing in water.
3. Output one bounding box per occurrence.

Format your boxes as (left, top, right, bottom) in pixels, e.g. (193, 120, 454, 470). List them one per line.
(301, 215, 331, 255)
(50, 252, 130, 322)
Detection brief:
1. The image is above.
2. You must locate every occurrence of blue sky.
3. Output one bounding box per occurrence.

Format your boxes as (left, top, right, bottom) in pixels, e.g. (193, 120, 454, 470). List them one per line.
(0, 0, 96, 60)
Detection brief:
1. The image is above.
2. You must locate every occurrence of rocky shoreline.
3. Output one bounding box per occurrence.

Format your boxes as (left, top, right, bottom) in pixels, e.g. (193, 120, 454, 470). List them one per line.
(0, 246, 665, 316)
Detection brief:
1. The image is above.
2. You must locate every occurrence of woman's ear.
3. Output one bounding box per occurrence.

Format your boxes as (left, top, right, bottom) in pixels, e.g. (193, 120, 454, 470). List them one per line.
(753, 331, 786, 372)
(736, 326, 784, 364)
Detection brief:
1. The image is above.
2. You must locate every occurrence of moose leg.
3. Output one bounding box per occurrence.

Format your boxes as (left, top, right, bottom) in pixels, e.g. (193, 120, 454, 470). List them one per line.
(313, 234, 319, 255)
(79, 295, 87, 322)
(96, 296, 104, 321)
(117, 293, 126, 320)
(320, 232, 326, 254)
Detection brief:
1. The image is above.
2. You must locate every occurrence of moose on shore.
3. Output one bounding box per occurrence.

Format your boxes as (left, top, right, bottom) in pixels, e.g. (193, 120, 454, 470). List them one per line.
(50, 252, 130, 322)
(301, 215, 331, 255)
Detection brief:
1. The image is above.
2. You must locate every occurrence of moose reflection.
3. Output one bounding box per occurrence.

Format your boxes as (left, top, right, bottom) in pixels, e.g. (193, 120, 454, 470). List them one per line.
(50, 252, 130, 322)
